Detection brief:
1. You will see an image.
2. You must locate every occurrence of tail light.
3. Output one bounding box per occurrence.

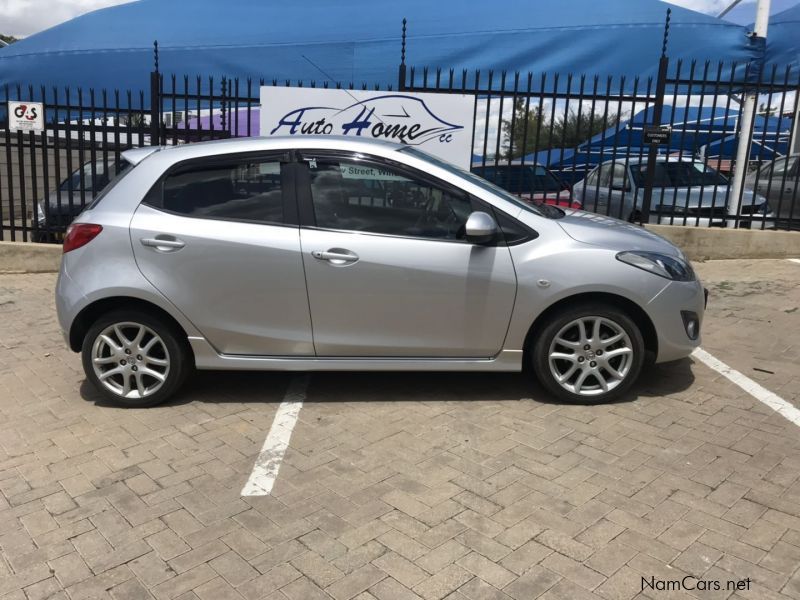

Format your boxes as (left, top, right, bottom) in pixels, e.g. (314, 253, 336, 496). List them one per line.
(63, 223, 103, 253)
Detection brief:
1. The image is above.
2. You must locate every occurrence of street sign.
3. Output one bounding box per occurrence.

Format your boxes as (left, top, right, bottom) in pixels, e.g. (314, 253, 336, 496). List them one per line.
(8, 101, 44, 133)
(643, 125, 671, 145)
(260, 87, 476, 169)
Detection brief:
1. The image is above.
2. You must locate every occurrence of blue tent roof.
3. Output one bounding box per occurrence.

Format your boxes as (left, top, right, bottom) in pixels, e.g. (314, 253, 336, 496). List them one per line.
(0, 0, 762, 97)
(524, 105, 792, 170)
(762, 4, 800, 69)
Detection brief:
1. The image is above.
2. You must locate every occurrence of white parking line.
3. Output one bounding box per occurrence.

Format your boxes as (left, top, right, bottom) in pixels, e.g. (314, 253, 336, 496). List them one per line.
(241, 374, 309, 497)
(788, 258, 800, 265)
(692, 348, 800, 427)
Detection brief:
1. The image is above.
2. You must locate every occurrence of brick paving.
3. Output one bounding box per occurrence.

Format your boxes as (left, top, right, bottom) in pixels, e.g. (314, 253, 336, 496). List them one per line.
(1, 259, 799, 600)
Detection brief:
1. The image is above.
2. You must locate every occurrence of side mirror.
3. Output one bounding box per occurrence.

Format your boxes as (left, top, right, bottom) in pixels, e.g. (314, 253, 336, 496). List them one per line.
(465, 211, 498, 245)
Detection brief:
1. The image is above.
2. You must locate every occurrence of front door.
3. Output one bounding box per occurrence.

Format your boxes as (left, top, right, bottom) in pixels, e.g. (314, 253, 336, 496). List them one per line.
(296, 152, 518, 357)
(130, 155, 314, 356)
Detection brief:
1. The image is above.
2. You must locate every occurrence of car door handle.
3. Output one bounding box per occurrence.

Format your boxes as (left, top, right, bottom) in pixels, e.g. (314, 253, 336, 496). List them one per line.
(141, 236, 185, 251)
(311, 249, 359, 265)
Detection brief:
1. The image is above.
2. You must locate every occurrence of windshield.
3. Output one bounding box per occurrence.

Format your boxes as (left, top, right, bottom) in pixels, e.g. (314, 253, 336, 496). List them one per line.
(631, 162, 728, 188)
(60, 158, 130, 193)
(85, 158, 134, 209)
(399, 147, 564, 218)
(472, 164, 564, 193)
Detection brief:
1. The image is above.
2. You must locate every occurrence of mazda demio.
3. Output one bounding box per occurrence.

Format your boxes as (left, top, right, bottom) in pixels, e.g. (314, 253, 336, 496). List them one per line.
(56, 137, 705, 407)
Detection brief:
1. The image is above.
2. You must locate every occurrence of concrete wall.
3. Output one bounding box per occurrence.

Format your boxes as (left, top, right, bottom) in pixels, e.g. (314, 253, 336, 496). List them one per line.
(646, 225, 800, 261)
(0, 241, 62, 273)
(2, 226, 797, 274)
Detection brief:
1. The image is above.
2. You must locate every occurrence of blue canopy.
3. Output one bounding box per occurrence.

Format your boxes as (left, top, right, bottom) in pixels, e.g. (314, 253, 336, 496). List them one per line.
(524, 105, 791, 179)
(762, 4, 800, 70)
(0, 0, 762, 98)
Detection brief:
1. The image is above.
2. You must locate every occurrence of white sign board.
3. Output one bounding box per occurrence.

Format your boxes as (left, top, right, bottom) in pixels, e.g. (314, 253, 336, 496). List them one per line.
(260, 87, 475, 169)
(8, 101, 44, 133)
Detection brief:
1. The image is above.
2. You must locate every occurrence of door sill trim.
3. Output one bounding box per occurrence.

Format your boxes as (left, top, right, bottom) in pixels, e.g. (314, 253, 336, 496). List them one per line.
(188, 338, 523, 372)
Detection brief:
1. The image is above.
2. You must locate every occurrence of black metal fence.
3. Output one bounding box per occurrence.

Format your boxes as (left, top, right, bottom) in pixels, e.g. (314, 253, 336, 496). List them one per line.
(2, 48, 799, 241)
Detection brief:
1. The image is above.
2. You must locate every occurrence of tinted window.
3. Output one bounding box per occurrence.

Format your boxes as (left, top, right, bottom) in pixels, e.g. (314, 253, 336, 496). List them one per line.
(160, 160, 284, 223)
(473, 164, 563, 193)
(308, 157, 473, 240)
(397, 147, 552, 218)
(632, 162, 728, 187)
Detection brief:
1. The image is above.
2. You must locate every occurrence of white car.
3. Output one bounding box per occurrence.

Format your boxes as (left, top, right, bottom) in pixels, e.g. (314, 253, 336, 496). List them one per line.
(573, 158, 773, 227)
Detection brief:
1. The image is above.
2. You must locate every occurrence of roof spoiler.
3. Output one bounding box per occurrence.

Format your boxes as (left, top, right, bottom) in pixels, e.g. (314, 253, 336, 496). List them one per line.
(121, 146, 161, 166)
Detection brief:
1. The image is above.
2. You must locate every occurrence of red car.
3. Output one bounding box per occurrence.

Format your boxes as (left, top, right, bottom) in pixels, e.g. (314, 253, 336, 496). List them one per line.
(471, 162, 581, 209)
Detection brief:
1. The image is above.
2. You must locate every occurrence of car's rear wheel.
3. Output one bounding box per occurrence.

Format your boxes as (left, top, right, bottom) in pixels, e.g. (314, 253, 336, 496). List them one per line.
(81, 309, 190, 407)
(532, 303, 645, 403)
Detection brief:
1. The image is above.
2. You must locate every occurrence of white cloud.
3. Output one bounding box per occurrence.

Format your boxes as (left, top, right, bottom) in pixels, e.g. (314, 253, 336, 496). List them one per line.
(0, 0, 135, 37)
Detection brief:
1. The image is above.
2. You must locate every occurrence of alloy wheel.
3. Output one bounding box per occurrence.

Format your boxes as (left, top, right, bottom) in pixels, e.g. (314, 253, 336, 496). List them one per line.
(91, 322, 170, 399)
(547, 316, 634, 397)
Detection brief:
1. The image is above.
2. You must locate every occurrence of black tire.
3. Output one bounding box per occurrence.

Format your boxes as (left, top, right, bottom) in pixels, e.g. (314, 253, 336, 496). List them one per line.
(531, 302, 645, 404)
(81, 308, 191, 407)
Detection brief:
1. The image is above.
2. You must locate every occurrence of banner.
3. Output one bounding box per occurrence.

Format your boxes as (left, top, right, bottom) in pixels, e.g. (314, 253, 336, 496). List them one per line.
(260, 87, 475, 169)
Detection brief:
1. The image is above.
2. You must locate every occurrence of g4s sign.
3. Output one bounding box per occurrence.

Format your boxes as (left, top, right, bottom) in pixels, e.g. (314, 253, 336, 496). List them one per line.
(8, 101, 45, 132)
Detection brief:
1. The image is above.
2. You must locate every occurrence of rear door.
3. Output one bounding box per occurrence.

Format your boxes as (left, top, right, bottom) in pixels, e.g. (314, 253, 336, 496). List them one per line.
(130, 153, 314, 356)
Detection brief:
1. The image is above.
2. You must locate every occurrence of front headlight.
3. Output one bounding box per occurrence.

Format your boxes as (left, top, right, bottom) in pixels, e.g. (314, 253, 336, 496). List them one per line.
(616, 251, 695, 281)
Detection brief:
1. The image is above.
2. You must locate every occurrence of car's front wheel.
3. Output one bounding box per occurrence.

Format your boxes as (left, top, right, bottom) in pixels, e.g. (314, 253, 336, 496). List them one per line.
(82, 309, 190, 407)
(532, 303, 645, 403)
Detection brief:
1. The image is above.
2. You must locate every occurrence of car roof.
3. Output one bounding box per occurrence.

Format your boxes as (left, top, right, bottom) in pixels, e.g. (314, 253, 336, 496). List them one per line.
(124, 135, 406, 166)
(598, 156, 701, 167)
(470, 161, 546, 168)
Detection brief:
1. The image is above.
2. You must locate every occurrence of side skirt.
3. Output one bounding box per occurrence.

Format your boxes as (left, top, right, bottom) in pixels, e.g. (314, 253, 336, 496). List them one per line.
(188, 337, 523, 372)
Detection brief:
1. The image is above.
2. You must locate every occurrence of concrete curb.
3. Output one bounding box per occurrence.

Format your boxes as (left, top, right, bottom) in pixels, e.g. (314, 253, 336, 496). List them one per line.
(0, 226, 798, 274)
(0, 241, 62, 273)
(645, 225, 800, 261)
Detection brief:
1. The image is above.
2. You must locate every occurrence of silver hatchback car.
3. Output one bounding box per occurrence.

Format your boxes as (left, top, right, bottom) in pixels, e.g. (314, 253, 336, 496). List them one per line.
(56, 137, 706, 407)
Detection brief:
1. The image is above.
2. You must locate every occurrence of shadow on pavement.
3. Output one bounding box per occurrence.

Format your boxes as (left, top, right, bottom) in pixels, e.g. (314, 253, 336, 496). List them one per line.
(79, 357, 695, 408)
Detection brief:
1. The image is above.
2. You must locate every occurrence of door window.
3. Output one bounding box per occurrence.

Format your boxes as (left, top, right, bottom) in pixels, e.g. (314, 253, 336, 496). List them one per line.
(307, 156, 473, 241)
(152, 159, 285, 224)
(771, 157, 797, 178)
(597, 164, 613, 187)
(611, 164, 629, 190)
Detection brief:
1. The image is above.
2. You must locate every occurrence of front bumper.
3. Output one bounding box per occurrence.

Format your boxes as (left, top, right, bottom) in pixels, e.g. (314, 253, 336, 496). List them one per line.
(647, 278, 707, 363)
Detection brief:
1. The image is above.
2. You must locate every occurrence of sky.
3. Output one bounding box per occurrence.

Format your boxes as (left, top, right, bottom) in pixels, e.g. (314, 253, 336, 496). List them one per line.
(1, 0, 797, 37)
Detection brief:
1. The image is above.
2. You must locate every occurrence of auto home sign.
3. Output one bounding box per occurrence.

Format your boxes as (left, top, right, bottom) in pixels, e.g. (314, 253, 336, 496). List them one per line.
(260, 87, 475, 168)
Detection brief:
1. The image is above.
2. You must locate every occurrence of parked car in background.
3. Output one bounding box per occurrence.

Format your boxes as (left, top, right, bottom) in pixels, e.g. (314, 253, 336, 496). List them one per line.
(35, 157, 129, 241)
(472, 162, 581, 209)
(573, 157, 773, 227)
(57, 137, 705, 407)
(745, 154, 800, 228)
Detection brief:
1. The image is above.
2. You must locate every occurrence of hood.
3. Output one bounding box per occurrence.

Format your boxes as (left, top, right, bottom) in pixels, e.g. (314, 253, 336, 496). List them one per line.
(556, 209, 683, 257)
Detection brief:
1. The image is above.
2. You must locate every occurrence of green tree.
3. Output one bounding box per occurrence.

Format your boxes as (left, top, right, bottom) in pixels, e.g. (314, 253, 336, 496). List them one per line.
(503, 98, 620, 159)
(0, 34, 18, 45)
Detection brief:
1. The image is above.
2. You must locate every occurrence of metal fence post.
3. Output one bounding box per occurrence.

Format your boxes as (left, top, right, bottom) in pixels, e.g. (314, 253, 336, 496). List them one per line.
(640, 9, 671, 225)
(149, 40, 161, 146)
(398, 18, 407, 91)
